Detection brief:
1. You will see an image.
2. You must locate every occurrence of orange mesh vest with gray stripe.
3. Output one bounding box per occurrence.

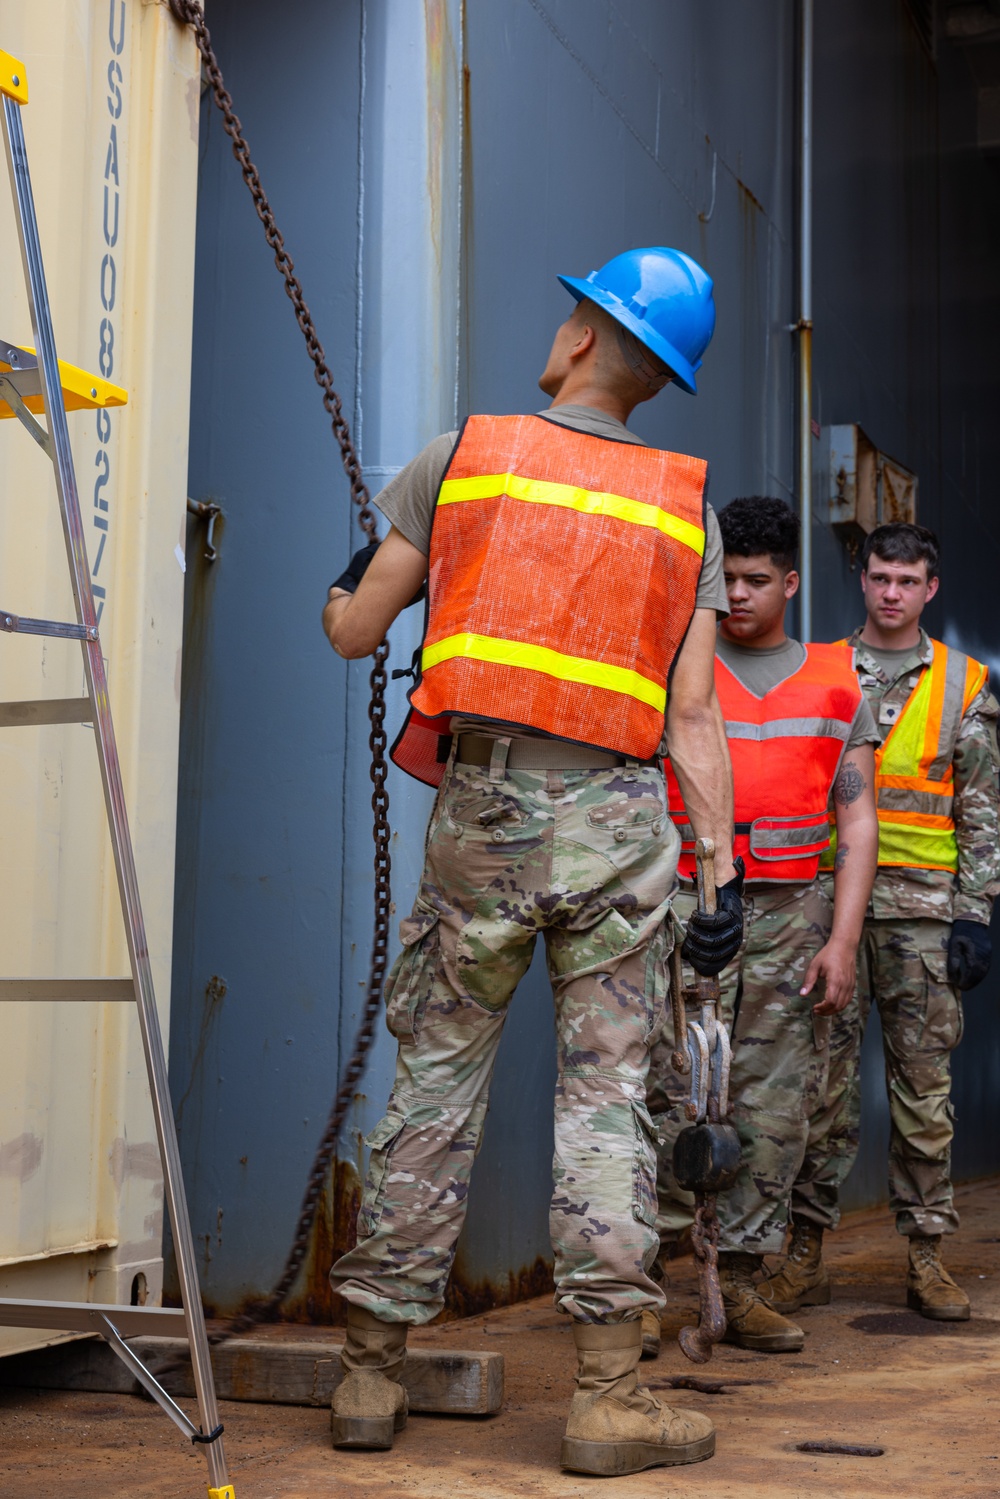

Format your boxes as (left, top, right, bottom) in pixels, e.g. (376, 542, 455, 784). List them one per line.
(390, 414, 707, 787)
(664, 643, 864, 882)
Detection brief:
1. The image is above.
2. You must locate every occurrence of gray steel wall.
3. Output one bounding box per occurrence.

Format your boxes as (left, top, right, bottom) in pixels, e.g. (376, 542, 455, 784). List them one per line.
(168, 0, 999, 1314)
(168, 0, 372, 1312)
(810, 2, 1000, 1200)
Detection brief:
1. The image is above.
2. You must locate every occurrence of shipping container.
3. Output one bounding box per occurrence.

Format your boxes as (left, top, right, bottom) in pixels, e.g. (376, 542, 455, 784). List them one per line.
(0, 0, 199, 1353)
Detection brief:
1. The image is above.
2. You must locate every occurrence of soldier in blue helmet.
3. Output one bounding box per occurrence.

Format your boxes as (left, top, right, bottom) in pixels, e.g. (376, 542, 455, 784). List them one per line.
(322, 249, 741, 1478)
(557, 246, 716, 397)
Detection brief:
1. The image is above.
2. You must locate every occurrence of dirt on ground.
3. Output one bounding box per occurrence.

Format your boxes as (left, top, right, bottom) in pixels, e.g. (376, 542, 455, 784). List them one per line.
(2, 1179, 999, 1499)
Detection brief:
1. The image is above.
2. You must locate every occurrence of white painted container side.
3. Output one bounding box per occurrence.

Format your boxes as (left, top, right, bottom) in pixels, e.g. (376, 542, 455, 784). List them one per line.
(0, 0, 199, 1353)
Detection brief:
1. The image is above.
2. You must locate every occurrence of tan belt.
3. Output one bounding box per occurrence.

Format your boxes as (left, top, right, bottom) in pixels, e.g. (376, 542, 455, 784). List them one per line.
(455, 732, 648, 771)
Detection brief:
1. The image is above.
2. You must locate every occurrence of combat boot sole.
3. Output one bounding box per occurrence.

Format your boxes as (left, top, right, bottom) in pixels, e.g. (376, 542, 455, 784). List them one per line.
(768, 1281, 832, 1316)
(331, 1405, 407, 1450)
(561, 1430, 715, 1476)
(721, 1323, 804, 1353)
(906, 1288, 971, 1322)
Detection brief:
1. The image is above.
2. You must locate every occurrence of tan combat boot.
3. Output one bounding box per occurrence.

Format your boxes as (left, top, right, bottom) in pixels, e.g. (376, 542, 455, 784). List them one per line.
(759, 1220, 831, 1315)
(560, 1320, 715, 1476)
(640, 1307, 661, 1360)
(331, 1304, 409, 1449)
(906, 1234, 971, 1321)
(719, 1251, 805, 1352)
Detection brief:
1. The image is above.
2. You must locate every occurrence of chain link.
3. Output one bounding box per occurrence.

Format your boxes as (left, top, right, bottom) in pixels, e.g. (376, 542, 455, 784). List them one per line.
(677, 1195, 727, 1365)
(167, 0, 392, 1341)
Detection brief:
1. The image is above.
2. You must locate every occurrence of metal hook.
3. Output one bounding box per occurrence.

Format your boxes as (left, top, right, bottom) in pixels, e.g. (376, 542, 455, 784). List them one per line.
(186, 496, 222, 562)
(684, 1020, 711, 1122)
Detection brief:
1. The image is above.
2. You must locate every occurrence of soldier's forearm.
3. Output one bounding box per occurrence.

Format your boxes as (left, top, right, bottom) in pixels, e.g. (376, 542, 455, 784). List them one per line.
(664, 608, 736, 882)
(323, 591, 354, 654)
(666, 697, 736, 882)
(830, 838, 877, 948)
(324, 526, 429, 659)
(830, 749, 878, 948)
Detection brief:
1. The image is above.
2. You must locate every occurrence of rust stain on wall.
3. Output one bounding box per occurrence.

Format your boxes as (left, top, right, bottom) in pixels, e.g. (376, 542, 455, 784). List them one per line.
(281, 1155, 361, 1326)
(439, 1255, 555, 1321)
(197, 1148, 555, 1327)
(736, 176, 765, 216)
(424, 0, 460, 277)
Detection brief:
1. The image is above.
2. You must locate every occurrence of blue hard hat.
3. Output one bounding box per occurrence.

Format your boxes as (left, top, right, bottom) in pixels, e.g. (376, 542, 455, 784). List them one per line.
(558, 247, 716, 395)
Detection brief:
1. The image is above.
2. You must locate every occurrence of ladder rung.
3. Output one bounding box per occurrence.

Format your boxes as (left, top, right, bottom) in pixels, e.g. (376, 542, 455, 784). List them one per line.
(1, 610, 96, 641)
(0, 1298, 187, 1339)
(0, 697, 91, 727)
(0, 979, 133, 1002)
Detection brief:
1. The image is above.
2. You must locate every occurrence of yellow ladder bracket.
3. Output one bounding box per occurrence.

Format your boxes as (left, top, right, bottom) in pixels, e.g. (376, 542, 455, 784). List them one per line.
(0, 47, 27, 105)
(0, 339, 127, 417)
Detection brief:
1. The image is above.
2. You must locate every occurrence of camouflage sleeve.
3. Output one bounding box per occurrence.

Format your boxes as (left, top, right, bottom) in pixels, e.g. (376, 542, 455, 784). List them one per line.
(952, 684, 1000, 923)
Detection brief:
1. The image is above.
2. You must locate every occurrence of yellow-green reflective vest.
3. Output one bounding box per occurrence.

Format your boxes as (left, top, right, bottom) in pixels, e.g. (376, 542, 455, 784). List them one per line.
(822, 638, 988, 873)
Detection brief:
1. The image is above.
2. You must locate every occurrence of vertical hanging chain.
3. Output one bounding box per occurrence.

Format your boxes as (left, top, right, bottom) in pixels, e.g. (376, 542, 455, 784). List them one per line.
(167, 0, 391, 1335)
(678, 1197, 726, 1364)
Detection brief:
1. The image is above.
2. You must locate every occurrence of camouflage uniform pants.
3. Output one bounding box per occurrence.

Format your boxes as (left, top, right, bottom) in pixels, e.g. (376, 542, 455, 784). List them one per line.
(791, 917, 962, 1237)
(647, 881, 833, 1255)
(330, 753, 677, 1325)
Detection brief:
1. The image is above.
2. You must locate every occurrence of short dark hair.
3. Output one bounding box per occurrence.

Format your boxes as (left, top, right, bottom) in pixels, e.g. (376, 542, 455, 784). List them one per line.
(862, 523, 940, 581)
(718, 496, 800, 572)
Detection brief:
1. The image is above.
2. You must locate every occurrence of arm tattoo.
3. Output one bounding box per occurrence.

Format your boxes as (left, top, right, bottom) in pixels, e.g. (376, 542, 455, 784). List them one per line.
(834, 760, 866, 805)
(835, 842, 849, 872)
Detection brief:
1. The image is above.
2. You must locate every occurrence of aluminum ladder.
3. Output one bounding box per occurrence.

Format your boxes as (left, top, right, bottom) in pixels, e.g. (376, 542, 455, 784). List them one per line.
(0, 47, 235, 1499)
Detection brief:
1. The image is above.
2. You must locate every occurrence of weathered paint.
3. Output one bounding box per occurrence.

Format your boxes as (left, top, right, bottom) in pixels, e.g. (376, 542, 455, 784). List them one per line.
(0, 0, 199, 1353)
(170, 0, 1000, 1317)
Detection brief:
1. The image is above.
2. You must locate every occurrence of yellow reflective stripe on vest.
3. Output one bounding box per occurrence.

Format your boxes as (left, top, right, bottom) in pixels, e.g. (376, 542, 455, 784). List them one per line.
(421, 632, 667, 711)
(438, 472, 706, 557)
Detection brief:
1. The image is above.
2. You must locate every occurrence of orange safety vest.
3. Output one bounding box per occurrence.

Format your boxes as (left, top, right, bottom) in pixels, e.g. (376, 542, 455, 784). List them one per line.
(391, 413, 708, 786)
(665, 644, 864, 882)
(822, 637, 988, 873)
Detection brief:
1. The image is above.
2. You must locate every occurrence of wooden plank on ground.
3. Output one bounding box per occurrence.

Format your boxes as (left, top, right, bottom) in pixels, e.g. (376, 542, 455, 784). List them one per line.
(0, 1335, 504, 1416)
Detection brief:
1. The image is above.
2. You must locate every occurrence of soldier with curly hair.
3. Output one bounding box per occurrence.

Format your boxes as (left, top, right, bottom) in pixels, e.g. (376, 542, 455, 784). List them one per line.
(648, 496, 880, 1355)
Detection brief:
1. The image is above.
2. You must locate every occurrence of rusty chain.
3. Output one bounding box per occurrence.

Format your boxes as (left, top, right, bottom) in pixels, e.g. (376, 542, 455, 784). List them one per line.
(167, 0, 392, 1340)
(677, 1196, 727, 1365)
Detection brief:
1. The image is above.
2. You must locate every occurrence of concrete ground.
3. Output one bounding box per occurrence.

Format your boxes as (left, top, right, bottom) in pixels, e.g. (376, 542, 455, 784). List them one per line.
(2, 1178, 999, 1499)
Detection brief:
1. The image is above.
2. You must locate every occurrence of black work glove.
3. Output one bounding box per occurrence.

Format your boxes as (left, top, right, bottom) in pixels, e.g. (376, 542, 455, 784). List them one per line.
(681, 857, 746, 978)
(330, 540, 426, 607)
(947, 919, 991, 992)
(331, 541, 380, 595)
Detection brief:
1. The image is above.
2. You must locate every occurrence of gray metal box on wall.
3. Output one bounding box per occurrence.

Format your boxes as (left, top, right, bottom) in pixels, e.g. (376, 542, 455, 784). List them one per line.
(818, 423, 918, 564)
